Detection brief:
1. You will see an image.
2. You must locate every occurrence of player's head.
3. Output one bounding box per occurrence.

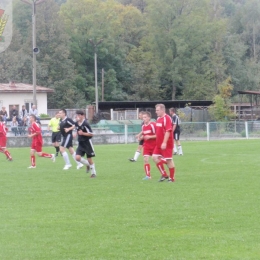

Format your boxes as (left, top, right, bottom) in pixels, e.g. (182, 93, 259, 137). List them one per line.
(30, 114, 37, 123)
(138, 111, 145, 119)
(169, 107, 176, 116)
(55, 111, 60, 118)
(142, 111, 151, 124)
(75, 110, 85, 121)
(155, 104, 165, 117)
(59, 109, 67, 119)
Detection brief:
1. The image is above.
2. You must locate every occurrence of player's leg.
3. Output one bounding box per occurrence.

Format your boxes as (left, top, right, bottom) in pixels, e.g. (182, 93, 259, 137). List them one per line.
(87, 157, 96, 178)
(60, 135, 72, 169)
(152, 147, 168, 181)
(166, 158, 175, 182)
(35, 143, 55, 162)
(129, 141, 143, 162)
(28, 149, 36, 168)
(0, 138, 12, 161)
(68, 146, 84, 169)
(143, 155, 151, 180)
(163, 147, 175, 182)
(173, 132, 178, 155)
(54, 132, 61, 156)
(177, 140, 183, 155)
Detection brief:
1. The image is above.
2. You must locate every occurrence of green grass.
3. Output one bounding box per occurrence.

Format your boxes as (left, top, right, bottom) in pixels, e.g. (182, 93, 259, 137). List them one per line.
(1, 140, 260, 259)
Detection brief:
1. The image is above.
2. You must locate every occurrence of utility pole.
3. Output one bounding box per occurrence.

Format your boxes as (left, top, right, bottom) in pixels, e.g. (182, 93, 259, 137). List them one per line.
(21, 0, 45, 106)
(89, 39, 103, 114)
(102, 68, 104, 102)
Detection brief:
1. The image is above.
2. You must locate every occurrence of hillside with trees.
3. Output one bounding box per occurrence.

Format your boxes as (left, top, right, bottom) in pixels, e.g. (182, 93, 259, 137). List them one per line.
(0, 0, 260, 108)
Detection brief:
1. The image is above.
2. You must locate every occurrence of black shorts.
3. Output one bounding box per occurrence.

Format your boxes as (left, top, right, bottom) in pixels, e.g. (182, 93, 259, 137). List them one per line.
(173, 130, 180, 141)
(61, 134, 73, 149)
(139, 140, 144, 146)
(76, 140, 95, 158)
(52, 132, 61, 143)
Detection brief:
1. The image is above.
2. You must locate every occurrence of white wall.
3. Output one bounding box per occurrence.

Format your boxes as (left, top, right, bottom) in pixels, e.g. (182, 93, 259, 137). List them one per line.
(0, 93, 48, 115)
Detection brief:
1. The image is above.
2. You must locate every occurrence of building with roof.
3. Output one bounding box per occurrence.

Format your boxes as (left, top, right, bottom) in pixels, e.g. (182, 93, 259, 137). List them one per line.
(0, 82, 54, 116)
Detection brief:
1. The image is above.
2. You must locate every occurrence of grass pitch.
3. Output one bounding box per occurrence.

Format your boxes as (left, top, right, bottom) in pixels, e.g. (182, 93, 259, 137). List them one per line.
(0, 140, 260, 259)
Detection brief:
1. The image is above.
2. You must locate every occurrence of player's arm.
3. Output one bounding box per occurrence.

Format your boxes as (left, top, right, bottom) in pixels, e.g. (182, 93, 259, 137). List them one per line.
(135, 131, 142, 139)
(78, 124, 94, 137)
(64, 119, 75, 133)
(172, 123, 177, 132)
(144, 134, 156, 140)
(47, 119, 52, 132)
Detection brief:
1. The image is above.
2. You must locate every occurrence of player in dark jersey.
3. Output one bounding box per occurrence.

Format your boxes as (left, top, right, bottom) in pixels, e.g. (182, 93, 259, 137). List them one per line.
(169, 108, 183, 155)
(129, 111, 145, 162)
(74, 110, 97, 178)
(59, 109, 83, 170)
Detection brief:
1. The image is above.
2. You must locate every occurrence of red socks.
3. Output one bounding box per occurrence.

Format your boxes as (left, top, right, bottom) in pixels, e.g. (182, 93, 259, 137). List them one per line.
(4, 150, 12, 160)
(41, 153, 52, 158)
(156, 161, 168, 177)
(31, 155, 36, 166)
(144, 164, 151, 177)
(169, 167, 175, 180)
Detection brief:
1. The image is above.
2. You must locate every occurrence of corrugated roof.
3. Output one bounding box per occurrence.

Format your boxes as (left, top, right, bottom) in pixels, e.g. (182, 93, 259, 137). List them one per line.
(0, 82, 54, 93)
(238, 90, 260, 95)
(95, 100, 213, 109)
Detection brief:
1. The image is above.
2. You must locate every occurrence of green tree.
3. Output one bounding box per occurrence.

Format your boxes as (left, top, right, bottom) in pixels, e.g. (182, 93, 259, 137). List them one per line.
(209, 77, 235, 121)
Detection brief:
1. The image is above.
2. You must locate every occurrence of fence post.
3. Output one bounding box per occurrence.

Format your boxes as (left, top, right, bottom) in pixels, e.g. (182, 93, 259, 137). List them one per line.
(206, 122, 210, 141)
(245, 121, 249, 139)
(125, 124, 128, 144)
(110, 109, 113, 120)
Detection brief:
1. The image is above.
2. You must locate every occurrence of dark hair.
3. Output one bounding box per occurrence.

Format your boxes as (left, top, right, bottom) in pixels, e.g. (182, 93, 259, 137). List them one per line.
(60, 109, 67, 115)
(30, 114, 37, 121)
(169, 107, 176, 113)
(76, 110, 85, 116)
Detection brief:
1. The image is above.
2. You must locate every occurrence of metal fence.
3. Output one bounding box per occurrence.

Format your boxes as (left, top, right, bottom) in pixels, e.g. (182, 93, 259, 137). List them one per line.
(91, 121, 260, 144)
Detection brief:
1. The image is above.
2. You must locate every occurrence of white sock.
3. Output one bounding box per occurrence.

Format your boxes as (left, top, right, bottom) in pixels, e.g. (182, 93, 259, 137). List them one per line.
(133, 151, 140, 161)
(62, 151, 71, 165)
(178, 145, 183, 155)
(173, 146, 177, 153)
(80, 157, 90, 166)
(90, 163, 96, 175)
(72, 152, 81, 165)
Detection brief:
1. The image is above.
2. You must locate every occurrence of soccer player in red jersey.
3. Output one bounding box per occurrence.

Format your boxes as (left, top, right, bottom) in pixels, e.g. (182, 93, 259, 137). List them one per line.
(27, 115, 55, 168)
(152, 104, 175, 182)
(0, 115, 12, 161)
(141, 111, 156, 180)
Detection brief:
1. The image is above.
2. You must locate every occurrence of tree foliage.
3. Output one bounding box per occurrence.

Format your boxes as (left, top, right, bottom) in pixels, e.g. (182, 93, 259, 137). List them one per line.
(1, 0, 260, 108)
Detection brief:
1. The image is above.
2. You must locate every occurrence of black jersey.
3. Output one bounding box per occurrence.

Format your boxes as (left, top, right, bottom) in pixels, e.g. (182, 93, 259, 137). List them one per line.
(59, 117, 75, 136)
(171, 114, 180, 132)
(75, 119, 93, 142)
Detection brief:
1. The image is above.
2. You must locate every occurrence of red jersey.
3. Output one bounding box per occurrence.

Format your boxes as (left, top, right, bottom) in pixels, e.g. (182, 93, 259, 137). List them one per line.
(142, 122, 156, 149)
(155, 114, 173, 148)
(30, 122, 43, 145)
(0, 122, 7, 137)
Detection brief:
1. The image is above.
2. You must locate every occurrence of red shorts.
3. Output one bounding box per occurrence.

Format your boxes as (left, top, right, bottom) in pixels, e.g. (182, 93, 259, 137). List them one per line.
(31, 142, 42, 152)
(143, 146, 155, 157)
(0, 136, 7, 148)
(153, 145, 173, 159)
